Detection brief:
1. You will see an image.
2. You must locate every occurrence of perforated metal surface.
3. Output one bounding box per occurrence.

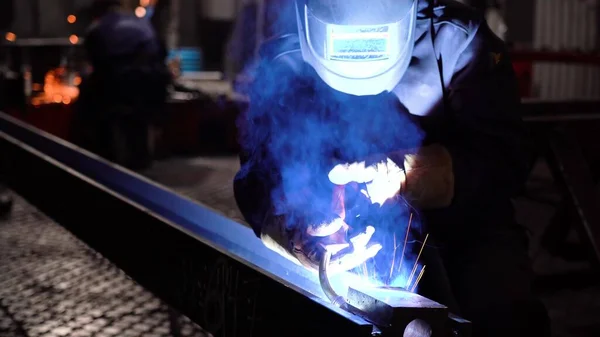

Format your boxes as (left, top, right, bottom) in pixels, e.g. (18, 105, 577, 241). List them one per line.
(0, 195, 212, 337)
(141, 157, 244, 224)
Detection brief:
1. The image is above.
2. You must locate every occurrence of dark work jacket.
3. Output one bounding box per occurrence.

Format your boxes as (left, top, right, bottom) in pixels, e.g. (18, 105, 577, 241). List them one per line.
(234, 0, 534, 239)
(0, 0, 13, 32)
(85, 12, 163, 69)
(82, 12, 169, 113)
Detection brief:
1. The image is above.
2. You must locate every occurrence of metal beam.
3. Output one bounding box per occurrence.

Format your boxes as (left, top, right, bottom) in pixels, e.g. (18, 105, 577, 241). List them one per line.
(2, 37, 84, 47)
(347, 287, 448, 336)
(0, 111, 374, 337)
(521, 99, 600, 123)
(0, 111, 471, 336)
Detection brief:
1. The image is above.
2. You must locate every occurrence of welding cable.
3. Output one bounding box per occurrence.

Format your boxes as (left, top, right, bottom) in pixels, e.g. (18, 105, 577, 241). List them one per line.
(319, 251, 392, 328)
(319, 250, 347, 307)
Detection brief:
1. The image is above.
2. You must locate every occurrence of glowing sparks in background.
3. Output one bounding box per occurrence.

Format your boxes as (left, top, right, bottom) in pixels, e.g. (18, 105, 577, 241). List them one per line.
(135, 7, 147, 18)
(5, 32, 16, 42)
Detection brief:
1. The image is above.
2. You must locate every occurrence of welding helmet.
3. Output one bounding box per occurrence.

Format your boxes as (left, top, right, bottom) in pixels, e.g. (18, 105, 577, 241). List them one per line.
(295, 0, 418, 96)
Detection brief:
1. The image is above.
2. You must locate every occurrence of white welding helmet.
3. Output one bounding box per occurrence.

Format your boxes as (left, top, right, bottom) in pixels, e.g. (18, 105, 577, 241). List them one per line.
(295, 0, 418, 96)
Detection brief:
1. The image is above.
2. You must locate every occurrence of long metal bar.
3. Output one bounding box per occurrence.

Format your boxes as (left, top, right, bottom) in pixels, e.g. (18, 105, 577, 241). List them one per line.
(346, 287, 449, 336)
(0, 111, 374, 337)
(544, 126, 600, 268)
(2, 37, 84, 46)
(521, 100, 600, 122)
(524, 114, 600, 123)
(511, 50, 600, 65)
(0, 110, 475, 336)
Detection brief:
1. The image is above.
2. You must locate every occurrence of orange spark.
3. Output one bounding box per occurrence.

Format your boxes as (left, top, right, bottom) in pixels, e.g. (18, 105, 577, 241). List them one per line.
(406, 233, 429, 288)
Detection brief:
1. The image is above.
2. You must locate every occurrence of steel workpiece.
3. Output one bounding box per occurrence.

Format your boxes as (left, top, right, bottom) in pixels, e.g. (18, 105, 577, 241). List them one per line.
(0, 111, 470, 336)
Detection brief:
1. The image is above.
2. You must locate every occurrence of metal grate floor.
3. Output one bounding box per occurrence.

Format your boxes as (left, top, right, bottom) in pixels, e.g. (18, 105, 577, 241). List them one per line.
(141, 157, 245, 224)
(0, 195, 212, 337)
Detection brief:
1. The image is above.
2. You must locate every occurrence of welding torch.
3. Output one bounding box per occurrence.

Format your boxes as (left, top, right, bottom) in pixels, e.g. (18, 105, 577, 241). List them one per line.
(317, 182, 400, 308)
(317, 184, 355, 307)
(318, 185, 374, 310)
(319, 249, 387, 326)
(319, 250, 347, 307)
(319, 249, 398, 329)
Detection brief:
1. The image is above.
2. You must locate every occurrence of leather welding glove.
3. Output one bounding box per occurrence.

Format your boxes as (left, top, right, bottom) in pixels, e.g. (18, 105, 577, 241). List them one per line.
(328, 144, 454, 210)
(260, 212, 382, 275)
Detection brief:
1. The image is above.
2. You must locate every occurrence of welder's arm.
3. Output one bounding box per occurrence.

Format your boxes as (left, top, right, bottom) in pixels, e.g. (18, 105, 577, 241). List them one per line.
(233, 151, 278, 229)
(82, 23, 104, 71)
(234, 152, 381, 273)
(232, 105, 371, 271)
(328, 147, 454, 210)
(394, 144, 454, 210)
(329, 26, 532, 211)
(232, 39, 315, 263)
(233, 154, 295, 263)
(234, 150, 309, 266)
(440, 24, 534, 211)
(233, 45, 382, 271)
(392, 26, 534, 211)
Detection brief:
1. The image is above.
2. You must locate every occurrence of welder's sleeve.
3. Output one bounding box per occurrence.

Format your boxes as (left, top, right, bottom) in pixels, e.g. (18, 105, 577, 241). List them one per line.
(234, 150, 305, 265)
(233, 41, 309, 243)
(442, 25, 534, 211)
(83, 23, 105, 68)
(234, 151, 275, 236)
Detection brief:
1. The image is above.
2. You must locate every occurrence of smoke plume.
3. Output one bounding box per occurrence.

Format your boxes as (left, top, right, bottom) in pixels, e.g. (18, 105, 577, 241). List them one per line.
(236, 0, 426, 288)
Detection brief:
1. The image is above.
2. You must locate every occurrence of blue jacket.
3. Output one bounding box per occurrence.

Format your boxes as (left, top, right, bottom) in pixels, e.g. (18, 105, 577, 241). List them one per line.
(82, 11, 168, 110)
(234, 0, 534, 238)
(85, 12, 163, 70)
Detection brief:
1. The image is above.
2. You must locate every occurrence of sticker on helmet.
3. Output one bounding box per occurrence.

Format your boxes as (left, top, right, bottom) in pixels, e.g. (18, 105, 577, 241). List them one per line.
(327, 25, 391, 61)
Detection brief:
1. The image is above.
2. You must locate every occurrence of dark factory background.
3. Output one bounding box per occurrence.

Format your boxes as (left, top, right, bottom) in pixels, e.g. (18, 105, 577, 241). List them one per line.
(0, 1, 600, 337)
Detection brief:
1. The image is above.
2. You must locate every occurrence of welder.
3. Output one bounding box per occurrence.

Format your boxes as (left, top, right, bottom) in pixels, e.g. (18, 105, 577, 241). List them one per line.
(73, 0, 169, 170)
(234, 0, 550, 336)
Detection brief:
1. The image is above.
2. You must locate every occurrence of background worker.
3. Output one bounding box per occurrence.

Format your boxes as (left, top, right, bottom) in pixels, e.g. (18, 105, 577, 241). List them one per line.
(73, 0, 169, 170)
(234, 0, 550, 336)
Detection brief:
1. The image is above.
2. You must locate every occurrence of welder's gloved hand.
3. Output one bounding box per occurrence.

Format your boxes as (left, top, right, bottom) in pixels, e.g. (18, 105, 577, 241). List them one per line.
(260, 213, 382, 275)
(328, 144, 455, 210)
(328, 157, 404, 206)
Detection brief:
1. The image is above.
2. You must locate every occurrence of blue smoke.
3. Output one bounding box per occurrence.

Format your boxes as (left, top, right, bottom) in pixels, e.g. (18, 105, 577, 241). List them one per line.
(236, 2, 426, 288)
